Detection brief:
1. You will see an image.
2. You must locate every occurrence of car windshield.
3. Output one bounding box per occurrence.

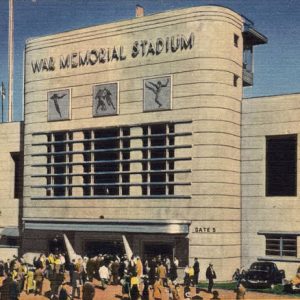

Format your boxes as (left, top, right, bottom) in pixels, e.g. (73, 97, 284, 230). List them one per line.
(250, 263, 273, 271)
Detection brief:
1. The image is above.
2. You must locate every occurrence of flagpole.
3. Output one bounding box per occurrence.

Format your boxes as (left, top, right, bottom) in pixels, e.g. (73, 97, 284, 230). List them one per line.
(8, 0, 14, 122)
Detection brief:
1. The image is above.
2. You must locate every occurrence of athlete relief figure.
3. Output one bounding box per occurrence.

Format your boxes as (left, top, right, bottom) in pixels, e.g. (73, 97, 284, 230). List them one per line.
(145, 78, 169, 108)
(50, 93, 67, 118)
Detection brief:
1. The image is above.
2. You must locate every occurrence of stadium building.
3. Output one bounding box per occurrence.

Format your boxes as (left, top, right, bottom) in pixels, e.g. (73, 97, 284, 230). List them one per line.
(1, 5, 299, 280)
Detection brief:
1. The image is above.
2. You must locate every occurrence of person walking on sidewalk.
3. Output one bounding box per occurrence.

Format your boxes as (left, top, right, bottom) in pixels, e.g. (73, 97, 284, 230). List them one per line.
(206, 263, 216, 293)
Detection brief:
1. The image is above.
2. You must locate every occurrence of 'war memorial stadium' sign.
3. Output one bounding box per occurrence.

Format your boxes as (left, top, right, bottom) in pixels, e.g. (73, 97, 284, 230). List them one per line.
(31, 32, 195, 73)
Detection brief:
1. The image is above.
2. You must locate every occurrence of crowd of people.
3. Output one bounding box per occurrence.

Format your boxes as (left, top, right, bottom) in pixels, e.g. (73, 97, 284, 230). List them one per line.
(0, 252, 242, 300)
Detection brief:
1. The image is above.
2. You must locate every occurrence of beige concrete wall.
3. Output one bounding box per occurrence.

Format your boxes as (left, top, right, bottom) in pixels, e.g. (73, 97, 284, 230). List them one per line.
(242, 93, 300, 278)
(24, 6, 244, 279)
(0, 247, 19, 260)
(0, 122, 22, 229)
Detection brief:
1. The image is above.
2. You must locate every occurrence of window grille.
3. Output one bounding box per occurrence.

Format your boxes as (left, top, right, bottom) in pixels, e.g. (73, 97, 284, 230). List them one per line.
(265, 234, 297, 257)
(31, 121, 191, 199)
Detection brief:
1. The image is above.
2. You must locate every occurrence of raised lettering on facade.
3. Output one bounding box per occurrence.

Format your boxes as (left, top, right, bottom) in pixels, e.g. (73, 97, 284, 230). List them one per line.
(31, 33, 195, 73)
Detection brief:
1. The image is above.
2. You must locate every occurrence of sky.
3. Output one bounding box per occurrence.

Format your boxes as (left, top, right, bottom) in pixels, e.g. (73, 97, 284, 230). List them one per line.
(0, 0, 299, 121)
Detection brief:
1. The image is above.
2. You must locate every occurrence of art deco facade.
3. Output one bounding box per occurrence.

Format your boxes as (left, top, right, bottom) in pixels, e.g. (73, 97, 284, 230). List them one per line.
(23, 6, 247, 280)
(6, 5, 300, 281)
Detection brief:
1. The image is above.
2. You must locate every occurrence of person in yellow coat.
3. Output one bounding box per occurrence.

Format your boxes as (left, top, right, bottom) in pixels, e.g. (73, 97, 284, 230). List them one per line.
(188, 266, 195, 286)
(24, 268, 36, 294)
(54, 255, 61, 273)
(291, 272, 300, 285)
(130, 272, 140, 300)
(48, 253, 55, 271)
(136, 257, 143, 279)
(157, 262, 167, 287)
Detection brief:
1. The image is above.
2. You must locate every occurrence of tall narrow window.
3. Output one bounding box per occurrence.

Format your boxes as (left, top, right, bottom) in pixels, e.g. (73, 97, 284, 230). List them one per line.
(11, 152, 21, 199)
(234, 34, 239, 47)
(83, 131, 92, 196)
(266, 135, 297, 196)
(243, 46, 253, 73)
(233, 74, 239, 87)
(121, 127, 130, 196)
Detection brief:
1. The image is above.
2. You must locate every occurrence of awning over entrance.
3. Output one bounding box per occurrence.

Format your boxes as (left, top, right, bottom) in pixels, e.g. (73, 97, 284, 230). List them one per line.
(23, 218, 191, 234)
(0, 226, 20, 237)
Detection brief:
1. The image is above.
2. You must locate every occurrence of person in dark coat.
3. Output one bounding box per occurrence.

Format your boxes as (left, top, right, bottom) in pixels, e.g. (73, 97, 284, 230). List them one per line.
(86, 258, 95, 282)
(232, 268, 242, 285)
(193, 258, 200, 285)
(69, 259, 76, 284)
(111, 260, 120, 285)
(142, 275, 150, 300)
(82, 281, 95, 300)
(210, 290, 221, 300)
(71, 266, 82, 299)
(169, 260, 178, 283)
(206, 263, 216, 293)
(49, 270, 65, 299)
(58, 282, 69, 300)
(184, 285, 191, 300)
(121, 271, 131, 299)
(118, 257, 126, 279)
(148, 258, 157, 286)
(0, 260, 4, 277)
(130, 283, 140, 300)
(128, 256, 136, 276)
(0, 273, 20, 300)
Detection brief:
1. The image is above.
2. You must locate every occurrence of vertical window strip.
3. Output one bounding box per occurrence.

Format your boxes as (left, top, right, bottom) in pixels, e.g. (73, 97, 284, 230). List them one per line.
(67, 132, 73, 196)
(122, 127, 130, 195)
(142, 125, 149, 196)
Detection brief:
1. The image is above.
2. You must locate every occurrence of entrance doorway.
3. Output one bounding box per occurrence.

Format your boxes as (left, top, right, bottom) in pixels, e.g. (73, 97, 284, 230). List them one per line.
(48, 237, 65, 255)
(84, 240, 124, 257)
(143, 242, 174, 261)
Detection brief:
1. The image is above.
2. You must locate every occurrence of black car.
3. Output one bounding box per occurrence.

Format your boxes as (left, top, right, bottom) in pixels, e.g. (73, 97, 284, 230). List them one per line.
(243, 262, 285, 288)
